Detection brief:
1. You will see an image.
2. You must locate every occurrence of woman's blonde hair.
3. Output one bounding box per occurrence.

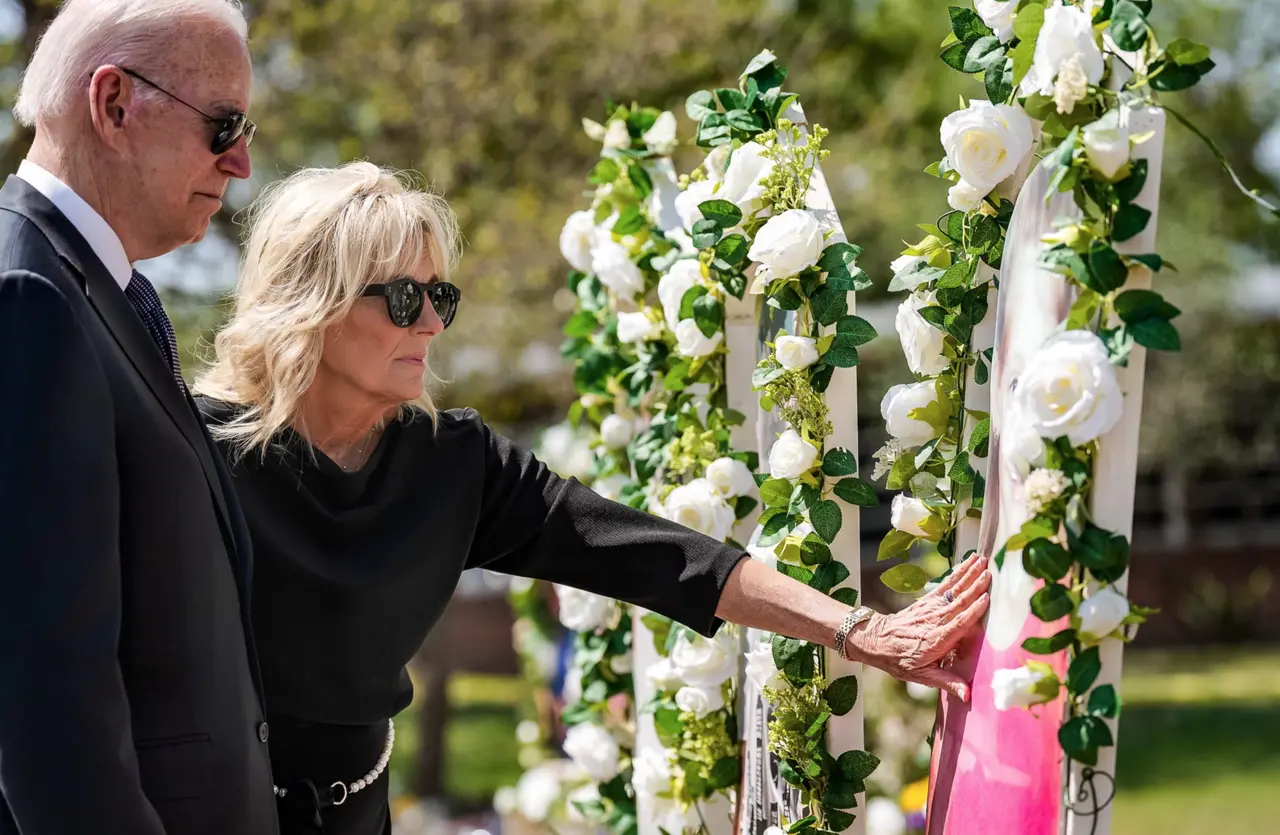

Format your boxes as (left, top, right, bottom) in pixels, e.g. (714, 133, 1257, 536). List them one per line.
(195, 161, 463, 458)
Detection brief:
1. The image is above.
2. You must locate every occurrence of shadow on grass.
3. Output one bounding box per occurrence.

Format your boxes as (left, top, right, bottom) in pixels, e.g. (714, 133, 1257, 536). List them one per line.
(1117, 701, 1280, 790)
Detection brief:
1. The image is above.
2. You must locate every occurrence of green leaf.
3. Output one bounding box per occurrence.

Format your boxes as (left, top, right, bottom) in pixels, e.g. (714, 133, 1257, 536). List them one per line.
(1069, 525, 1131, 584)
(1023, 538, 1073, 582)
(968, 418, 991, 457)
(769, 284, 804, 311)
(613, 205, 646, 236)
(752, 364, 785, 388)
(974, 353, 989, 385)
(563, 310, 598, 337)
(1068, 647, 1103, 693)
(881, 563, 930, 593)
(799, 534, 833, 566)
(1030, 583, 1074, 622)
(811, 561, 850, 595)
(940, 42, 969, 72)
(833, 479, 879, 509)
(759, 477, 794, 508)
(789, 483, 823, 516)
(759, 511, 797, 547)
(823, 333, 861, 368)
(692, 218, 722, 250)
(823, 808, 856, 832)
(945, 311, 974, 346)
(588, 158, 620, 186)
(823, 774, 859, 810)
(811, 500, 843, 543)
(1110, 0, 1148, 51)
(715, 88, 748, 111)
(817, 241, 864, 281)
(698, 199, 743, 229)
(686, 90, 717, 121)
(918, 305, 948, 330)
(1129, 318, 1181, 351)
(1059, 715, 1114, 766)
(822, 448, 858, 477)
(1022, 628, 1076, 655)
(679, 285, 708, 320)
(1088, 684, 1121, 719)
(1149, 56, 1215, 92)
(986, 55, 1015, 104)
(772, 634, 808, 670)
(886, 453, 917, 491)
(963, 35, 1005, 74)
(835, 315, 877, 346)
(877, 529, 916, 562)
(724, 108, 760, 132)
(628, 163, 653, 199)
(1113, 204, 1151, 242)
(722, 271, 748, 300)
(810, 285, 848, 326)
(1081, 243, 1130, 294)
(693, 294, 723, 338)
(1166, 38, 1212, 66)
(734, 496, 759, 520)
(838, 749, 881, 782)
(830, 586, 860, 607)
(778, 562, 815, 585)
(949, 5, 994, 42)
(779, 759, 805, 787)
(1114, 159, 1149, 205)
(824, 675, 860, 716)
(1115, 289, 1180, 324)
(715, 234, 748, 268)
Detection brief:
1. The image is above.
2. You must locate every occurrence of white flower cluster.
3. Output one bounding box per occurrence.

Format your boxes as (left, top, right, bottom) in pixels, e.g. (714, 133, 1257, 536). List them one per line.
(645, 628, 740, 720)
(1023, 468, 1070, 516)
(630, 749, 700, 835)
(555, 585, 620, 633)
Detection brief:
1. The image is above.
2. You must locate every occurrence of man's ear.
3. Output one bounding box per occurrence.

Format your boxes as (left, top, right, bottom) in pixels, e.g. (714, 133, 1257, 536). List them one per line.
(88, 66, 132, 149)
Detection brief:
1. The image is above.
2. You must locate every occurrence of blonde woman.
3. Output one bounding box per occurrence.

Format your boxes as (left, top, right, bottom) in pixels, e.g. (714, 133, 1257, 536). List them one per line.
(194, 161, 991, 835)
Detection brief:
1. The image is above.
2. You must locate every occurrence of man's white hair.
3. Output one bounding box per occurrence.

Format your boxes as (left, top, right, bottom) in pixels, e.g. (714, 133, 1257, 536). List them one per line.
(13, 0, 248, 128)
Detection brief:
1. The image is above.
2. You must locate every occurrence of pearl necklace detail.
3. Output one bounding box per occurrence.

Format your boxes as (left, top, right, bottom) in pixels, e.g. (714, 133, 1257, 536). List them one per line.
(273, 719, 395, 806)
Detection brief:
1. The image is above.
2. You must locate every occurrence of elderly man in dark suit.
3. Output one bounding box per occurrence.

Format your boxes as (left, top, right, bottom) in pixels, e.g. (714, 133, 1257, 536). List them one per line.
(0, 1, 278, 833)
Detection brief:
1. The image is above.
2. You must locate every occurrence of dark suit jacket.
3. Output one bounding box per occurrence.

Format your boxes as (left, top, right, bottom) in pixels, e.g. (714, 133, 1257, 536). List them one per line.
(0, 176, 278, 835)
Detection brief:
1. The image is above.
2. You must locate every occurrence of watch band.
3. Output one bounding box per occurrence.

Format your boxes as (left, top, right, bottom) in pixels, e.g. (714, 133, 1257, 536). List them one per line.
(834, 605, 875, 661)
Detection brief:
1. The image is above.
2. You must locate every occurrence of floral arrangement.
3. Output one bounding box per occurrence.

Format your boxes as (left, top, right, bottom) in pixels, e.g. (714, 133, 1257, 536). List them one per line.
(875, 0, 1272, 786)
(552, 102, 693, 835)
(672, 50, 884, 833)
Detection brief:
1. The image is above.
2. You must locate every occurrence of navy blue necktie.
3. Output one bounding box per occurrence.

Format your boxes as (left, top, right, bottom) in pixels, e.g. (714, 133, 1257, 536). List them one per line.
(124, 269, 185, 388)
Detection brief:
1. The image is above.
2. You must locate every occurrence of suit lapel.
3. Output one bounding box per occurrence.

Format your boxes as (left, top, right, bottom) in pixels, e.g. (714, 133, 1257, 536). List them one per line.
(0, 177, 240, 568)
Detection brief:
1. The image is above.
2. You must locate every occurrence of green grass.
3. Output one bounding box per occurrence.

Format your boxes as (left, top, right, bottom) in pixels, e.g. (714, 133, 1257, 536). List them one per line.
(391, 646, 1280, 828)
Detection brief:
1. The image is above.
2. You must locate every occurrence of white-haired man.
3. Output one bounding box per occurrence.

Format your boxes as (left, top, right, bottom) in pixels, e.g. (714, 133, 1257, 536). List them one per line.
(0, 2, 277, 833)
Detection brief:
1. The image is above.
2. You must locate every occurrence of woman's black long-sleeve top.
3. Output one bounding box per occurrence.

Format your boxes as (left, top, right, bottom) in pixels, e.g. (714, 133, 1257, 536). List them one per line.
(197, 399, 749, 726)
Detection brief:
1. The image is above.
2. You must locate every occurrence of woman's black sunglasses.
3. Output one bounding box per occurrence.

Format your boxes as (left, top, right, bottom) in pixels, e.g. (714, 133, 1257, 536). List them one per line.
(120, 67, 256, 155)
(361, 278, 462, 329)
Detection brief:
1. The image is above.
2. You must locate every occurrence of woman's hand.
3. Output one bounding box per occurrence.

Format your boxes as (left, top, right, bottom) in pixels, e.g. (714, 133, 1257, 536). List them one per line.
(846, 552, 991, 701)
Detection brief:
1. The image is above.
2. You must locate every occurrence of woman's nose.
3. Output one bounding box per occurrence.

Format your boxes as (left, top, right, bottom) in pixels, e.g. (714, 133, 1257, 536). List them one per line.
(413, 299, 444, 336)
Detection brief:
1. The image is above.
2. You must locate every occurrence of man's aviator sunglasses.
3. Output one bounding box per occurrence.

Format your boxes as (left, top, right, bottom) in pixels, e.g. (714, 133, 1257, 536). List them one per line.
(362, 279, 462, 329)
(120, 68, 256, 155)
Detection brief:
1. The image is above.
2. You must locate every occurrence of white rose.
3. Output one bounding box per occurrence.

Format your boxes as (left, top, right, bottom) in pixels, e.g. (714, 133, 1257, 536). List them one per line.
(745, 642, 789, 691)
(654, 799, 699, 835)
(646, 657, 684, 692)
(705, 144, 730, 183)
(975, 0, 1017, 42)
(747, 209, 823, 278)
(706, 457, 756, 498)
(493, 785, 518, 816)
(539, 424, 594, 480)
(675, 684, 725, 719)
(555, 585, 617, 632)
(514, 761, 573, 822)
(589, 240, 644, 300)
(675, 318, 723, 358)
(718, 141, 775, 216)
(1083, 111, 1131, 181)
(775, 335, 821, 370)
(768, 429, 820, 480)
(559, 210, 598, 273)
(642, 111, 678, 154)
(663, 478, 735, 541)
(609, 651, 634, 675)
(867, 797, 909, 835)
(948, 178, 989, 213)
(599, 414, 634, 449)
(603, 119, 631, 150)
(669, 629, 739, 687)
(581, 118, 607, 142)
(895, 292, 948, 377)
(940, 100, 1035, 192)
(1020, 3, 1105, 98)
(563, 723, 621, 782)
(592, 473, 630, 502)
(890, 253, 931, 290)
(1077, 586, 1130, 644)
(881, 381, 940, 447)
(1005, 400, 1047, 477)
(745, 525, 778, 570)
(674, 179, 717, 232)
(1015, 330, 1123, 446)
(616, 310, 663, 344)
(631, 750, 672, 799)
(890, 494, 934, 539)
(992, 665, 1061, 711)
(658, 260, 702, 330)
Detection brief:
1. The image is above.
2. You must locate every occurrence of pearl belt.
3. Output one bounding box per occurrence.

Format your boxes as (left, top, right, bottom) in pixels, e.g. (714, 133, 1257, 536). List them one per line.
(273, 719, 395, 807)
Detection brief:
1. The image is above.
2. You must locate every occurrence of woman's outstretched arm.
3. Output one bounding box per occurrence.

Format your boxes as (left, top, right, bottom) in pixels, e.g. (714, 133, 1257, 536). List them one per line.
(716, 551, 991, 701)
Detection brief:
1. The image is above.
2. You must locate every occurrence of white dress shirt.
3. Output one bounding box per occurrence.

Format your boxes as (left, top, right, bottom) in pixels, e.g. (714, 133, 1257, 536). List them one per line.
(16, 160, 133, 290)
